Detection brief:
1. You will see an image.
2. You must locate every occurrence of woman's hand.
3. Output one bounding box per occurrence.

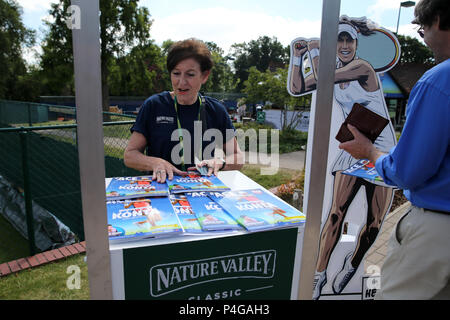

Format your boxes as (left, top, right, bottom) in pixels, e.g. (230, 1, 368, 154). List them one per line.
(188, 158, 225, 177)
(124, 132, 187, 183)
(151, 158, 187, 183)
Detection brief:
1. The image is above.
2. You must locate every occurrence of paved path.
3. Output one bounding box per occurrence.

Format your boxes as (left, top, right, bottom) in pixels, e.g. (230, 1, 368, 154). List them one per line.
(245, 150, 306, 171)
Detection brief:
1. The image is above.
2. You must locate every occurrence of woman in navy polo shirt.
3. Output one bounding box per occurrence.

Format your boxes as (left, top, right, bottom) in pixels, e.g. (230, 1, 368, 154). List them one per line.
(124, 38, 243, 182)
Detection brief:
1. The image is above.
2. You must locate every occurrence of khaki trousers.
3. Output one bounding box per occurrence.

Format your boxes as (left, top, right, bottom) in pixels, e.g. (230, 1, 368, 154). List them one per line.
(376, 205, 450, 300)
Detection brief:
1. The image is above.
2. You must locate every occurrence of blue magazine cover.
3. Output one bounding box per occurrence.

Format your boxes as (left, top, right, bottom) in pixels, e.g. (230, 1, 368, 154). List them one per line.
(106, 197, 182, 242)
(185, 192, 241, 231)
(166, 173, 230, 194)
(169, 194, 203, 234)
(106, 176, 168, 200)
(342, 159, 389, 186)
(210, 189, 305, 232)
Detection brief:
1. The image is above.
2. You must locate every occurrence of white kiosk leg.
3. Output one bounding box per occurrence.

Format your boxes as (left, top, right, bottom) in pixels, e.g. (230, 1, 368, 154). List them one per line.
(71, 0, 113, 299)
(297, 0, 341, 300)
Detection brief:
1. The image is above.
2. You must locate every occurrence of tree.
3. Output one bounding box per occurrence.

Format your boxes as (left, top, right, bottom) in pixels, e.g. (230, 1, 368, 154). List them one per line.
(39, 0, 153, 116)
(0, 0, 35, 100)
(99, 0, 152, 116)
(242, 66, 267, 104)
(202, 41, 236, 93)
(108, 43, 169, 96)
(230, 36, 289, 92)
(39, 0, 74, 96)
(243, 66, 302, 130)
(397, 34, 434, 65)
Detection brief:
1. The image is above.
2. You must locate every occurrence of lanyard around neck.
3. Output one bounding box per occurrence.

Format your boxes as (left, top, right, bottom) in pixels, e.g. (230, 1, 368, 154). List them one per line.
(173, 94, 203, 171)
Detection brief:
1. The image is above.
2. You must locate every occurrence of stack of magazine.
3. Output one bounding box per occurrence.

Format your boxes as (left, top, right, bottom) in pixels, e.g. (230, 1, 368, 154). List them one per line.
(105, 173, 305, 243)
(210, 189, 305, 232)
(105, 176, 182, 242)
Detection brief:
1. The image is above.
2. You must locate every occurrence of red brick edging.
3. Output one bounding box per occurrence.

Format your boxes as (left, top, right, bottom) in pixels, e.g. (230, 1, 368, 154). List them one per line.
(0, 241, 86, 278)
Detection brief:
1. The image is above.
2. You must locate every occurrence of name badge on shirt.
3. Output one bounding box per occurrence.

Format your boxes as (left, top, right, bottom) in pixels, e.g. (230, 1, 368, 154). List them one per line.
(156, 116, 175, 124)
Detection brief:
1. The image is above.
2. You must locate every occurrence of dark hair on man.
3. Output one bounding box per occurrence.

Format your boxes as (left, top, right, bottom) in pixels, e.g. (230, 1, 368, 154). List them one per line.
(412, 0, 450, 30)
(167, 38, 213, 73)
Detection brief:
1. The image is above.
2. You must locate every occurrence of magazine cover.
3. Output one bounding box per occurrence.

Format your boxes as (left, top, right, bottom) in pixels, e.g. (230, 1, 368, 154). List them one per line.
(210, 189, 306, 232)
(106, 197, 182, 242)
(169, 194, 203, 234)
(166, 173, 230, 194)
(342, 159, 389, 186)
(185, 192, 241, 231)
(106, 176, 168, 199)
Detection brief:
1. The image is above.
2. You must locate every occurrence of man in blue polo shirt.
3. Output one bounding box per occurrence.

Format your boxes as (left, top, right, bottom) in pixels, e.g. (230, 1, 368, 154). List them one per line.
(339, 0, 449, 299)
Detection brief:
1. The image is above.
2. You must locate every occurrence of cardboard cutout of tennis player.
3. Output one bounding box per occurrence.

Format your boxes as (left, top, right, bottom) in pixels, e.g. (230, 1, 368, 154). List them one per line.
(287, 15, 400, 300)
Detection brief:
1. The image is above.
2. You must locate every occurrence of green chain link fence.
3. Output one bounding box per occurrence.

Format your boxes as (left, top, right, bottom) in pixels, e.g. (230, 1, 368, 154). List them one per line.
(0, 100, 141, 254)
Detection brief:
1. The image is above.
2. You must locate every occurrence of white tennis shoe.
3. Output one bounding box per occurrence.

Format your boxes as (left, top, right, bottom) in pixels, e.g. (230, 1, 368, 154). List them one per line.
(312, 270, 327, 300)
(332, 252, 357, 294)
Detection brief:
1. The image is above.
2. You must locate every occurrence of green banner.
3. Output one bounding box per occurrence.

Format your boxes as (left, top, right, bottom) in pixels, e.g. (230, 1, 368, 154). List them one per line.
(123, 228, 298, 300)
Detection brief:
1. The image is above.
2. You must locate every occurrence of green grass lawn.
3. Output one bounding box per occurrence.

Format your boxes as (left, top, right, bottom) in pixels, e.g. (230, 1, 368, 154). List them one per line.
(241, 164, 301, 190)
(0, 214, 90, 300)
(0, 253, 89, 300)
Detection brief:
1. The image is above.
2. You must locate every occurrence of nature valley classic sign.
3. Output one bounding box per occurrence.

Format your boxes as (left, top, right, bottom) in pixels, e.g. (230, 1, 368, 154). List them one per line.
(122, 228, 297, 300)
(151, 250, 276, 297)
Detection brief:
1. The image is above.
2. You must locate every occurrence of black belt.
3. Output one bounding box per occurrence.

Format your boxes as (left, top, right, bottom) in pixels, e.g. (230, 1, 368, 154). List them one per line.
(423, 208, 450, 215)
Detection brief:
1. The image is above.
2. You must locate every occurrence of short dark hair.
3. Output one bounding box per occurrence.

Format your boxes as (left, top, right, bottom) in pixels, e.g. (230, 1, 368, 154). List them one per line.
(167, 38, 213, 73)
(412, 0, 450, 30)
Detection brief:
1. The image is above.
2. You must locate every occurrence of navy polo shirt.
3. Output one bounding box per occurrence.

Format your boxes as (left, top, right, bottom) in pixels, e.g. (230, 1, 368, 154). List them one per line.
(131, 91, 235, 170)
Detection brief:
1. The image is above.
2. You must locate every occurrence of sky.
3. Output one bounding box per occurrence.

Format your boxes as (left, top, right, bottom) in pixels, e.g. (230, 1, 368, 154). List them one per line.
(17, 0, 420, 62)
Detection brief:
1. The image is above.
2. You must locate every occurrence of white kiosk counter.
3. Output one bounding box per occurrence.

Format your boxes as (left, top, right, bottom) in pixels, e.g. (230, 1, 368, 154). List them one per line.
(109, 170, 305, 300)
